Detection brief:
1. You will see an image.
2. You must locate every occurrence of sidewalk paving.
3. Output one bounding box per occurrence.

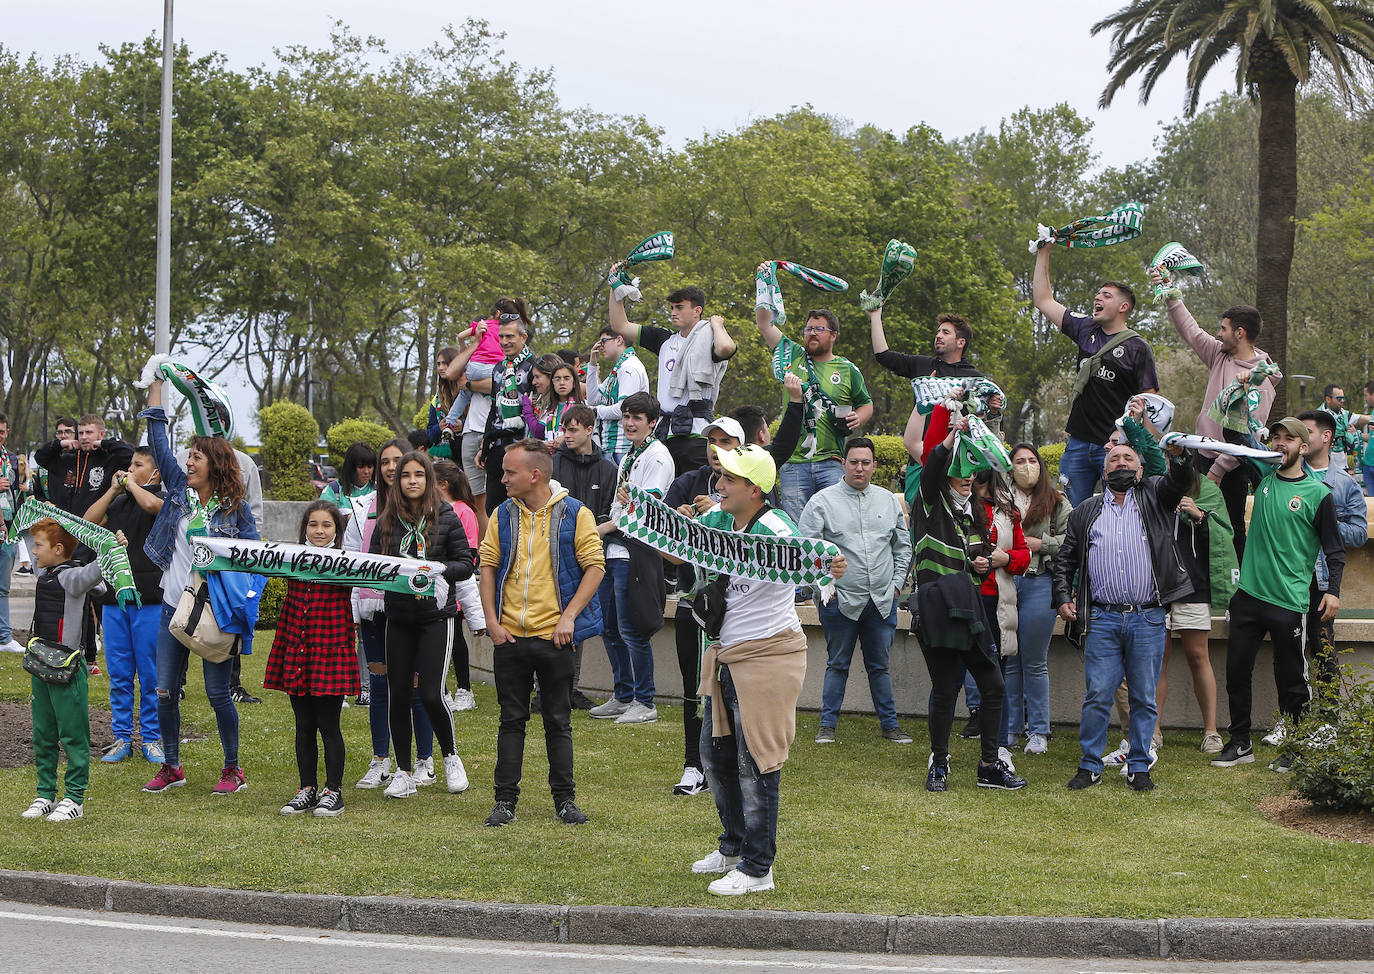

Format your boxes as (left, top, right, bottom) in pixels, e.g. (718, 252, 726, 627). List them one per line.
(1, 869, 1371, 961)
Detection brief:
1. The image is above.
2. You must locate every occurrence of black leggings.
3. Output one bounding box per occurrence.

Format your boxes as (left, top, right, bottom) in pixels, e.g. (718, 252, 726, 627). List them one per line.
(922, 643, 1004, 766)
(449, 621, 471, 691)
(289, 694, 345, 791)
(386, 616, 457, 771)
(675, 603, 703, 770)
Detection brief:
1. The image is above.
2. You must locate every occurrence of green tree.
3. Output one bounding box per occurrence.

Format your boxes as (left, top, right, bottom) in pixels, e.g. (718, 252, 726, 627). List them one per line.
(1093, 0, 1374, 414)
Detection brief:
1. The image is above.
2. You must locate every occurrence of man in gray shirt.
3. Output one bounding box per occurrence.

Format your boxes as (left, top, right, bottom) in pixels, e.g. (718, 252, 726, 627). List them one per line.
(799, 437, 913, 744)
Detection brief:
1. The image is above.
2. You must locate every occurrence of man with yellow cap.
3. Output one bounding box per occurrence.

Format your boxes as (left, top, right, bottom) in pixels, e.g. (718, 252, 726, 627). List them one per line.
(679, 444, 845, 896)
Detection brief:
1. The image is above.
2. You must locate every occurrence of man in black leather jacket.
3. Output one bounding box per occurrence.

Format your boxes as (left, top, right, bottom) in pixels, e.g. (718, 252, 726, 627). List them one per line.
(1052, 440, 1194, 792)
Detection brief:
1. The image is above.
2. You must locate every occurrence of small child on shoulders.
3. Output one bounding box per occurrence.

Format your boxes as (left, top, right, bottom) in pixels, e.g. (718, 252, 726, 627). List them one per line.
(441, 312, 511, 434)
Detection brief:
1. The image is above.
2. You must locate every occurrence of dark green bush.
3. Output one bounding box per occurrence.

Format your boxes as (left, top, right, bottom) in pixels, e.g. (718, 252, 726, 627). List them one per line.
(255, 576, 288, 631)
(325, 418, 395, 468)
(259, 401, 319, 501)
(1288, 658, 1374, 814)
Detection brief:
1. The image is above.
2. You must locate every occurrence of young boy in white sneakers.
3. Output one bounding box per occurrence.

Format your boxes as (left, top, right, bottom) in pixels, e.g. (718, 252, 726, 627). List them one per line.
(21, 518, 107, 822)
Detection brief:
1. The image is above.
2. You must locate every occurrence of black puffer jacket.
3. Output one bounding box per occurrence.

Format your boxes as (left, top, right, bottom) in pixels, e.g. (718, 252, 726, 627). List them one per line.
(368, 504, 475, 623)
(1052, 452, 1195, 639)
(552, 446, 617, 524)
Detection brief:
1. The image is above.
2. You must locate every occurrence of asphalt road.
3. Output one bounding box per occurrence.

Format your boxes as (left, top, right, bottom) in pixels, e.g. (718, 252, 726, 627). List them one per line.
(0, 901, 1369, 974)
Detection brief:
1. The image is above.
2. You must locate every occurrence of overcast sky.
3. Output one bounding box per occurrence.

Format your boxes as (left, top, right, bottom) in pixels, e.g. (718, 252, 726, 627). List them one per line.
(6, 1, 1232, 439)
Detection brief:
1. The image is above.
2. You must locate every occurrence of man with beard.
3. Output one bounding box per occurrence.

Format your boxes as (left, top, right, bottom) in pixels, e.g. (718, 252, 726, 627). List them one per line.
(1034, 248, 1158, 506)
(1212, 418, 1345, 772)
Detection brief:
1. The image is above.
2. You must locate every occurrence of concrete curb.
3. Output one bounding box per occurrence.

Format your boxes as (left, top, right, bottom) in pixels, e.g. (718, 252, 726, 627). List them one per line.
(0, 869, 1371, 960)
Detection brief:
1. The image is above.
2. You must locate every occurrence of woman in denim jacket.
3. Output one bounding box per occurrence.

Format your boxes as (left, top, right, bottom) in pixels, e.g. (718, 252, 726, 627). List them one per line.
(138, 377, 259, 797)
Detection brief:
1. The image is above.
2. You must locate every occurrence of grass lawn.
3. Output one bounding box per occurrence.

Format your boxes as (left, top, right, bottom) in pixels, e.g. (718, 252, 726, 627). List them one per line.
(1, 634, 1371, 919)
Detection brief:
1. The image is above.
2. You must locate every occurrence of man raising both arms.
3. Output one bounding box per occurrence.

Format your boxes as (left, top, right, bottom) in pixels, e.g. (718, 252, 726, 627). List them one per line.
(1034, 245, 1158, 506)
(607, 269, 736, 478)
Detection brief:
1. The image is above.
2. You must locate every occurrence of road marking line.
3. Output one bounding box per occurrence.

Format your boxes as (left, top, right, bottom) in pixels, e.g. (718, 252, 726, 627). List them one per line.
(0, 910, 1011, 973)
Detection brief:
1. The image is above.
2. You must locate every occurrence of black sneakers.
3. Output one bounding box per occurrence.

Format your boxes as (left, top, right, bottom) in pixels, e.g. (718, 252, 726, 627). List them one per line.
(1067, 768, 1102, 790)
(1269, 752, 1295, 773)
(926, 761, 949, 793)
(959, 709, 982, 739)
(1126, 770, 1156, 792)
(1210, 739, 1255, 767)
(569, 690, 596, 711)
(280, 787, 319, 815)
(484, 801, 517, 827)
(314, 788, 345, 817)
(977, 759, 1028, 790)
(230, 686, 262, 704)
(556, 800, 589, 825)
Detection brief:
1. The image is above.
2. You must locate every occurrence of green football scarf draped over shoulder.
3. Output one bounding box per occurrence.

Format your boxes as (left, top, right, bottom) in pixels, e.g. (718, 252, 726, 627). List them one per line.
(1029, 202, 1144, 253)
(7, 498, 140, 607)
(614, 484, 840, 587)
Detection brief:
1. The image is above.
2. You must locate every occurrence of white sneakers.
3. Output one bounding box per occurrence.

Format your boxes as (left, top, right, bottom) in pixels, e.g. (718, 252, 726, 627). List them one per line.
(356, 757, 392, 789)
(691, 849, 742, 874)
(588, 698, 631, 719)
(45, 798, 83, 822)
(451, 688, 477, 712)
(414, 756, 436, 786)
(708, 868, 774, 896)
(1102, 738, 1130, 766)
(1262, 719, 1287, 746)
(673, 766, 708, 796)
(1024, 733, 1049, 754)
(997, 747, 1017, 774)
(383, 769, 417, 799)
(21, 798, 54, 820)
(615, 702, 658, 724)
(1118, 745, 1159, 775)
(444, 754, 469, 793)
(0, 639, 24, 655)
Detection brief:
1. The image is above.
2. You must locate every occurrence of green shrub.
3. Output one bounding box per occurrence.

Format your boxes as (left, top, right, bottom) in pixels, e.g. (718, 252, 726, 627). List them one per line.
(255, 577, 288, 631)
(1288, 660, 1374, 813)
(871, 434, 909, 491)
(325, 418, 395, 468)
(1039, 442, 1066, 483)
(412, 404, 430, 432)
(258, 401, 319, 501)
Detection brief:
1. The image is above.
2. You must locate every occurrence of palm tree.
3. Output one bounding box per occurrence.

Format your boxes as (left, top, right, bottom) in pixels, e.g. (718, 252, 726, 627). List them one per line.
(1093, 1, 1374, 414)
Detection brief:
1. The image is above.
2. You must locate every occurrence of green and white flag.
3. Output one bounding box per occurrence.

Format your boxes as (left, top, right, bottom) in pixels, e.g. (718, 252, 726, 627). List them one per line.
(1029, 202, 1144, 253)
(1149, 242, 1204, 301)
(607, 230, 675, 303)
(859, 239, 917, 311)
(139, 355, 235, 438)
(190, 537, 452, 606)
(6, 498, 139, 607)
(910, 375, 1005, 417)
(615, 484, 840, 587)
(754, 260, 849, 327)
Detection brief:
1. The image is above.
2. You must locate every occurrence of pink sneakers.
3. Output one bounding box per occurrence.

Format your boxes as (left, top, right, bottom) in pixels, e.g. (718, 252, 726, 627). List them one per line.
(212, 766, 247, 795)
(143, 763, 186, 793)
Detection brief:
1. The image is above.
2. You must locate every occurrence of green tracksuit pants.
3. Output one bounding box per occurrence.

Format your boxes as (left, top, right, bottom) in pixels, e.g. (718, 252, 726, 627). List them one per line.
(32, 663, 90, 804)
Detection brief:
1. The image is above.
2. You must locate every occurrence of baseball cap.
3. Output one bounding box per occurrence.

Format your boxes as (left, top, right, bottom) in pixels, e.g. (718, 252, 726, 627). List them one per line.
(715, 444, 777, 494)
(701, 416, 746, 444)
(1268, 416, 1309, 445)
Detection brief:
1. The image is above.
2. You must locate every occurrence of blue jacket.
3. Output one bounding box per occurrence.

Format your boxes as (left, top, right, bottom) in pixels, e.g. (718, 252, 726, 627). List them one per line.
(493, 492, 603, 643)
(1308, 462, 1367, 592)
(139, 406, 259, 573)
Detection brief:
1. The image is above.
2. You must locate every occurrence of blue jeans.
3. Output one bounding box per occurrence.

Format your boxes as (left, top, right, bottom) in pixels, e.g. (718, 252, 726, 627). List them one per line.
(700, 665, 781, 877)
(606, 557, 655, 705)
(597, 570, 632, 703)
(1363, 464, 1374, 497)
(1078, 604, 1167, 774)
(104, 604, 162, 743)
(0, 542, 14, 643)
(1061, 435, 1107, 507)
(359, 616, 433, 760)
(779, 458, 843, 524)
(1002, 573, 1055, 743)
(155, 602, 239, 769)
(817, 596, 899, 730)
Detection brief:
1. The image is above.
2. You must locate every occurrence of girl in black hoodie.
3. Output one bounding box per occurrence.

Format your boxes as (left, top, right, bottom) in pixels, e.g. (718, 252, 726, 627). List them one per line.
(368, 451, 475, 797)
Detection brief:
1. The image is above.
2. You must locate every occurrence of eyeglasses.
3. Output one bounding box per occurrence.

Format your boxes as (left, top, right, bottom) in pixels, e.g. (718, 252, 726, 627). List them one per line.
(802, 325, 835, 335)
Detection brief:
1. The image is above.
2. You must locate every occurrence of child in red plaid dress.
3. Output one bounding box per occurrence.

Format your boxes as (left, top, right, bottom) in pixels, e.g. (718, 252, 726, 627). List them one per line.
(264, 501, 359, 817)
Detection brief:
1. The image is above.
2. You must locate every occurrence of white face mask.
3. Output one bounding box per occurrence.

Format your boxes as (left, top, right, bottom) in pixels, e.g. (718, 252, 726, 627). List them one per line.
(1012, 463, 1040, 490)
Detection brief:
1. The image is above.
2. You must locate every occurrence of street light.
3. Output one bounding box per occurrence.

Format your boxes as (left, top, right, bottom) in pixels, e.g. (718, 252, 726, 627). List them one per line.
(1291, 374, 1316, 410)
(154, 0, 173, 357)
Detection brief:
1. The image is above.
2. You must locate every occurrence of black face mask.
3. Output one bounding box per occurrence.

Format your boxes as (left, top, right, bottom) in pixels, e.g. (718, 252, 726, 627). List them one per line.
(1105, 468, 1139, 493)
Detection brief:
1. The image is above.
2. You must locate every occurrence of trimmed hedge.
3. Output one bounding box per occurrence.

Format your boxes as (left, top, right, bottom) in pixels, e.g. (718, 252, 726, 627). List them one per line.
(325, 418, 395, 468)
(259, 401, 319, 501)
(255, 577, 288, 630)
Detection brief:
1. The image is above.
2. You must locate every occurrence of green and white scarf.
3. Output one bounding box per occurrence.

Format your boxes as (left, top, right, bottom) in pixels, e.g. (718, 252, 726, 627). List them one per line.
(615, 484, 840, 586)
(754, 260, 849, 326)
(910, 375, 1005, 417)
(1160, 432, 1280, 464)
(770, 340, 840, 455)
(6, 498, 139, 607)
(908, 378, 1011, 476)
(1206, 362, 1281, 437)
(398, 516, 428, 559)
(859, 239, 917, 311)
(494, 348, 533, 429)
(191, 537, 451, 606)
(185, 489, 220, 540)
(140, 355, 235, 439)
(597, 347, 637, 454)
(1150, 242, 1204, 301)
(607, 231, 675, 303)
(1029, 202, 1144, 253)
